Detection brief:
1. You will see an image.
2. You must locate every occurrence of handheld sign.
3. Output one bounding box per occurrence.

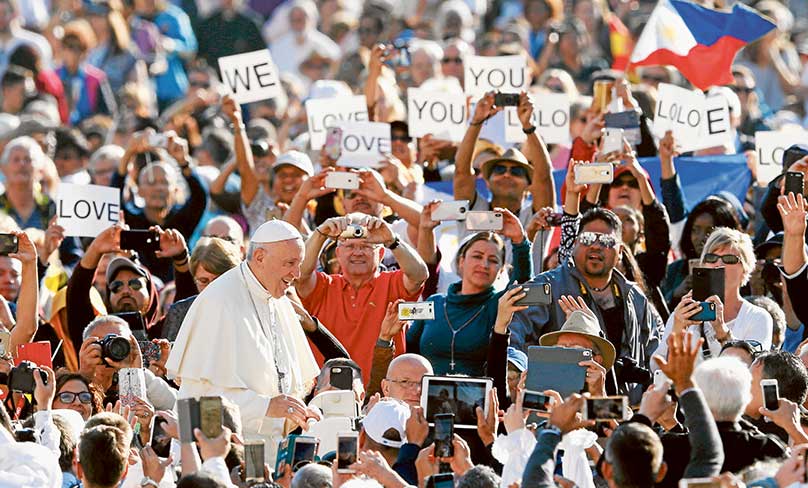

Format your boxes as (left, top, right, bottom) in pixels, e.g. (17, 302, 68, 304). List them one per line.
(464, 55, 528, 98)
(505, 93, 570, 144)
(305, 95, 369, 150)
(57, 183, 120, 237)
(336, 122, 391, 168)
(407, 88, 468, 142)
(217, 49, 282, 104)
(653, 83, 732, 153)
(755, 130, 808, 184)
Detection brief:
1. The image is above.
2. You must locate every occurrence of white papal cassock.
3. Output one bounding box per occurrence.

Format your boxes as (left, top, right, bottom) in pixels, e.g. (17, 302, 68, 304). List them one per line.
(165, 260, 320, 465)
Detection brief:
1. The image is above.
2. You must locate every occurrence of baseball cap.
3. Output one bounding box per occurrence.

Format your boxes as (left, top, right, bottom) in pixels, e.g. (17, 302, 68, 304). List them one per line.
(273, 150, 314, 177)
(361, 398, 409, 448)
(755, 232, 784, 259)
(105, 256, 147, 285)
(507, 347, 527, 372)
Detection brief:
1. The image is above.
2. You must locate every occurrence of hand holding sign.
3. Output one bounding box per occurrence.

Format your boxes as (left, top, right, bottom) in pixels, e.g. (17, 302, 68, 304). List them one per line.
(221, 95, 242, 125)
(217, 49, 281, 104)
(57, 184, 122, 238)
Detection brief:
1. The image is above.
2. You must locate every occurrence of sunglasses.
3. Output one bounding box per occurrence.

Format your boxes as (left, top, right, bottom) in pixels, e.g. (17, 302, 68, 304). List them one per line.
(189, 80, 211, 89)
(703, 253, 741, 265)
(109, 278, 145, 294)
(392, 135, 412, 142)
(578, 231, 618, 248)
(491, 164, 528, 179)
(612, 177, 639, 189)
(441, 57, 463, 64)
(58, 391, 93, 405)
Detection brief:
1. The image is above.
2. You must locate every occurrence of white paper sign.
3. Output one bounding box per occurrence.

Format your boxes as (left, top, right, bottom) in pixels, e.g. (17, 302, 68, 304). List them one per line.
(217, 49, 282, 104)
(505, 93, 570, 144)
(57, 183, 121, 237)
(336, 122, 391, 168)
(306, 95, 369, 150)
(653, 83, 733, 152)
(407, 88, 468, 142)
(755, 130, 808, 184)
(464, 55, 529, 98)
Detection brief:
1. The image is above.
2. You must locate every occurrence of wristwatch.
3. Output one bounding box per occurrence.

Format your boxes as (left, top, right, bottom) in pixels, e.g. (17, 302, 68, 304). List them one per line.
(386, 235, 401, 250)
(140, 477, 159, 488)
(376, 337, 394, 349)
(522, 125, 537, 134)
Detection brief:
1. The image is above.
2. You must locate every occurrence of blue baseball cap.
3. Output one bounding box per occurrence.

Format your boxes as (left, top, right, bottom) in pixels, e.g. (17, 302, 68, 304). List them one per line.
(507, 347, 527, 372)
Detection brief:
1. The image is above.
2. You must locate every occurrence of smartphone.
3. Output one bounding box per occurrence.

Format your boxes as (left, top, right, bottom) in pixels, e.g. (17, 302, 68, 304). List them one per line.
(325, 171, 360, 190)
(691, 301, 716, 322)
(113, 312, 147, 341)
(151, 417, 171, 458)
(494, 92, 520, 107)
(398, 301, 435, 320)
(465, 211, 503, 231)
(601, 128, 624, 154)
(139, 341, 161, 368)
(678, 479, 721, 488)
(426, 473, 455, 488)
(177, 398, 201, 443)
(692, 267, 725, 302)
(785, 171, 804, 196)
(653, 370, 671, 393)
(245, 440, 266, 482)
(118, 368, 147, 408)
(0, 329, 10, 357)
(119, 229, 160, 254)
(688, 258, 701, 276)
(0, 234, 18, 255)
(574, 163, 614, 185)
(291, 437, 319, 470)
(323, 127, 342, 160)
(384, 39, 411, 68)
(431, 200, 469, 221)
(522, 390, 552, 413)
(545, 212, 563, 227)
(330, 366, 353, 390)
(148, 133, 168, 148)
(433, 413, 454, 458)
(199, 396, 223, 439)
(582, 396, 630, 421)
(337, 432, 359, 473)
(761, 379, 779, 411)
(512, 283, 552, 307)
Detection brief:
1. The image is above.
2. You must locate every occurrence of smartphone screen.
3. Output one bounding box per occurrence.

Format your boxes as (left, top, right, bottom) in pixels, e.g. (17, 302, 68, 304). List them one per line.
(244, 441, 265, 482)
(337, 435, 358, 471)
(585, 397, 628, 421)
(0, 234, 18, 255)
(762, 382, 779, 411)
(151, 417, 171, 458)
(433, 413, 454, 458)
(291, 440, 317, 470)
(199, 396, 223, 439)
(522, 391, 551, 412)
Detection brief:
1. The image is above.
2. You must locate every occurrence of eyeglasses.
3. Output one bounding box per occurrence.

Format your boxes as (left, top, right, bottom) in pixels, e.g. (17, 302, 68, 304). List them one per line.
(730, 85, 754, 94)
(441, 57, 463, 64)
(58, 391, 93, 405)
(491, 164, 528, 179)
(703, 253, 741, 265)
(721, 339, 764, 357)
(612, 177, 639, 189)
(385, 378, 422, 389)
(339, 243, 380, 253)
(578, 231, 618, 248)
(109, 278, 145, 294)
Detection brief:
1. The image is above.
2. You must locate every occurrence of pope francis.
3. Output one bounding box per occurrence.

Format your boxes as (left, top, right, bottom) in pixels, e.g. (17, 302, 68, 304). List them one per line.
(166, 220, 322, 465)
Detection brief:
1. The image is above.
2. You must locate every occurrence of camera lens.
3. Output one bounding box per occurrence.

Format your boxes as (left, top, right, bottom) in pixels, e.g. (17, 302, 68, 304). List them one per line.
(105, 336, 131, 362)
(352, 226, 364, 238)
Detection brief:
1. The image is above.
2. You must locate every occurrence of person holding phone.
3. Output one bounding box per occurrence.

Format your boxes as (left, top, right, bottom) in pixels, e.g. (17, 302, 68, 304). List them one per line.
(656, 227, 773, 363)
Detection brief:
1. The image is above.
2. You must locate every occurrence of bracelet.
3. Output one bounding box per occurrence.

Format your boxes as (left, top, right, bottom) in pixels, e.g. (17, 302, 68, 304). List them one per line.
(469, 120, 484, 126)
(522, 126, 537, 134)
(386, 235, 401, 250)
(172, 250, 189, 263)
(315, 227, 330, 238)
(376, 337, 394, 349)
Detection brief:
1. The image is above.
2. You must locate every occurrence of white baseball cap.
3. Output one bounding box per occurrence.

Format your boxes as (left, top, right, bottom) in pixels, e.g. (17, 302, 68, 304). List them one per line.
(273, 150, 314, 177)
(362, 398, 410, 448)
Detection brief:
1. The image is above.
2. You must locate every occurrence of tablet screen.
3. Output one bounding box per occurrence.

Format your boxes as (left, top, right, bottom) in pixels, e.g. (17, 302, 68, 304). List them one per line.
(423, 377, 490, 427)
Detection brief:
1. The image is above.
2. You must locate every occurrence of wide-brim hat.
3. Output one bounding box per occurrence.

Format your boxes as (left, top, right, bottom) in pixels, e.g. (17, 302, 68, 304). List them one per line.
(481, 147, 532, 181)
(539, 310, 616, 370)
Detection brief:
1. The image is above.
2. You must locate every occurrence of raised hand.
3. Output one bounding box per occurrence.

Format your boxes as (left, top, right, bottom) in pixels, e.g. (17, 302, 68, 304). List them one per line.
(494, 286, 528, 334)
(496, 207, 526, 244)
(652, 330, 701, 395)
(558, 295, 595, 320)
(9, 230, 37, 265)
(379, 299, 407, 342)
(777, 192, 807, 237)
(471, 92, 501, 125)
(517, 92, 534, 129)
(152, 226, 188, 259)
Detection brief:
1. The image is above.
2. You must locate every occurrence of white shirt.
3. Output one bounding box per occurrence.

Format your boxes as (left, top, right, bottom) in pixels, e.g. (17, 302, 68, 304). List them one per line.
(654, 299, 773, 367)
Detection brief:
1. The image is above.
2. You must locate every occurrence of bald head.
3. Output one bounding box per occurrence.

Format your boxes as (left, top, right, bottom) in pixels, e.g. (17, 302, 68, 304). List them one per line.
(382, 354, 433, 407)
(204, 216, 244, 248)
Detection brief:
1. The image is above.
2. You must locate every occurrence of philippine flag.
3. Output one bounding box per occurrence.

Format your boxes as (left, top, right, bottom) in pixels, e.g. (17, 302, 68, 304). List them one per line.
(630, 0, 775, 90)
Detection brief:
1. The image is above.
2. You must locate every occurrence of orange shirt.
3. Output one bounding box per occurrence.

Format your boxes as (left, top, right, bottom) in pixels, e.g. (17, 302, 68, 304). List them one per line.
(302, 270, 423, 384)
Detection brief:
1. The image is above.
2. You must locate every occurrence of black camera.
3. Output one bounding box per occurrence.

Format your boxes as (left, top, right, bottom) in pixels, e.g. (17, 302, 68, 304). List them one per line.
(614, 357, 652, 387)
(8, 360, 47, 393)
(95, 334, 131, 365)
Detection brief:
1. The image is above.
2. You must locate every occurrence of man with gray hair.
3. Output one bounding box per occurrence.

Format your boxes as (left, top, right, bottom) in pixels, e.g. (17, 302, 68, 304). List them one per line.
(203, 215, 246, 257)
(292, 462, 332, 488)
(88, 144, 124, 187)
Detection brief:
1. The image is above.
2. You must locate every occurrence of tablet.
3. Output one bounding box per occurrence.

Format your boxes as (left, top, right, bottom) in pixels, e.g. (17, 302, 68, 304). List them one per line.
(420, 375, 492, 429)
(526, 346, 590, 398)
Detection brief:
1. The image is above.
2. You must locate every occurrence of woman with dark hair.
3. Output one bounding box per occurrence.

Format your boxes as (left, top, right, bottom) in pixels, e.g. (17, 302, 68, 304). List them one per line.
(8, 44, 67, 123)
(407, 203, 532, 375)
(52, 370, 102, 420)
(661, 196, 742, 308)
(86, 0, 147, 92)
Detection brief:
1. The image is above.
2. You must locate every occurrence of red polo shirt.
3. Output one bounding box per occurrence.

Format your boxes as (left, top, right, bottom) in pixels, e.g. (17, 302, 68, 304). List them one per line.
(301, 270, 423, 384)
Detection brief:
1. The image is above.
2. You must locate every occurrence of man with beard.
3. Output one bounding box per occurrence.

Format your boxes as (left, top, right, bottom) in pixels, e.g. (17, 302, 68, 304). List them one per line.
(509, 208, 663, 400)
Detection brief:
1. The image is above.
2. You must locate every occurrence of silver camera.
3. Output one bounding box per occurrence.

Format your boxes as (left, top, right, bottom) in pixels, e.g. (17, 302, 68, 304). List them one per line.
(339, 224, 368, 239)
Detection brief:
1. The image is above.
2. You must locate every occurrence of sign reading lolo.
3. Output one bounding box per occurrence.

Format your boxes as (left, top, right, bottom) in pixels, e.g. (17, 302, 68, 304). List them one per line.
(755, 130, 808, 184)
(217, 49, 282, 104)
(464, 55, 529, 98)
(504, 93, 570, 144)
(57, 183, 120, 237)
(653, 83, 733, 152)
(306, 95, 369, 150)
(407, 88, 468, 142)
(335, 121, 391, 168)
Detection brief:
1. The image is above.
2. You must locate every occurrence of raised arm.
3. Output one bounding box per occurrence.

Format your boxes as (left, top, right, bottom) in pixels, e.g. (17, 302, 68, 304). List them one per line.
(455, 92, 500, 202)
(353, 170, 423, 227)
(221, 95, 260, 205)
(282, 170, 335, 233)
(416, 201, 440, 266)
(779, 193, 808, 275)
(366, 217, 428, 295)
(8, 232, 38, 351)
(516, 92, 555, 211)
(298, 216, 352, 297)
(364, 45, 386, 120)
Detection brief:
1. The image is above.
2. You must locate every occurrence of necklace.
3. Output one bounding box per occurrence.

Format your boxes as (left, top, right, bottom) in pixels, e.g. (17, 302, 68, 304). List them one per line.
(589, 279, 612, 292)
(443, 300, 487, 373)
(240, 265, 289, 394)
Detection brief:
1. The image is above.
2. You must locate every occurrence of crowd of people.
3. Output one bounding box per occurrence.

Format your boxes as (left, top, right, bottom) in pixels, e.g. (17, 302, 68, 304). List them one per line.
(4, 0, 808, 487)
